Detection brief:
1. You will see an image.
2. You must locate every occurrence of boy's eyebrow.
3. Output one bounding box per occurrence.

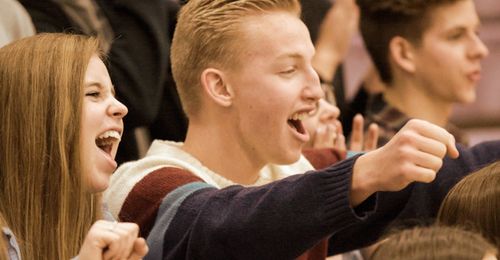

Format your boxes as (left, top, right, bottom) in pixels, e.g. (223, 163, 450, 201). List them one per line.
(447, 19, 482, 31)
(275, 52, 303, 60)
(275, 48, 316, 61)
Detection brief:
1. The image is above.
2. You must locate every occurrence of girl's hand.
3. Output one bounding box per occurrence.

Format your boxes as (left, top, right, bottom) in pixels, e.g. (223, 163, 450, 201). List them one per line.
(349, 114, 379, 152)
(78, 220, 148, 260)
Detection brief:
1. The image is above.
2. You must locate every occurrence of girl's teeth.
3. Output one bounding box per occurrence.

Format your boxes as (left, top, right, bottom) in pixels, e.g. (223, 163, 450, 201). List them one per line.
(97, 130, 121, 141)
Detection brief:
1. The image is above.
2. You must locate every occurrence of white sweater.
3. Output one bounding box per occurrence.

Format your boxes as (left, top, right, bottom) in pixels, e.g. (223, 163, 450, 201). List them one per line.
(104, 140, 314, 219)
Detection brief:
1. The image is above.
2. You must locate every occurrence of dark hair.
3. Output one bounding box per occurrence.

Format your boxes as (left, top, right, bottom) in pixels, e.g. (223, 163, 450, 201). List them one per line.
(357, 0, 461, 84)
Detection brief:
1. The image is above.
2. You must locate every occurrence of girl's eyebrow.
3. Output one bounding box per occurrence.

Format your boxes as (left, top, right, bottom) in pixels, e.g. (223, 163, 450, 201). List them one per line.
(85, 82, 116, 96)
(85, 81, 103, 88)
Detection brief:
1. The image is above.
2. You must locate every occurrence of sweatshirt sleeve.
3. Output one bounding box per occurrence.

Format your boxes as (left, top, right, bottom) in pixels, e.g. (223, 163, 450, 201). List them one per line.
(120, 156, 377, 260)
(327, 140, 500, 255)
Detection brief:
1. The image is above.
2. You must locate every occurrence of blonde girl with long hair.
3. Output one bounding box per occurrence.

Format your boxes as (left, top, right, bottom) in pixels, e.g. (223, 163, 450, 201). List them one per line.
(0, 33, 148, 259)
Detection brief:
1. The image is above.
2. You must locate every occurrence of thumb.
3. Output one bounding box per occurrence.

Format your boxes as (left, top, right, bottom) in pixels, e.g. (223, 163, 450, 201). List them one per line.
(446, 135, 459, 159)
(128, 238, 149, 260)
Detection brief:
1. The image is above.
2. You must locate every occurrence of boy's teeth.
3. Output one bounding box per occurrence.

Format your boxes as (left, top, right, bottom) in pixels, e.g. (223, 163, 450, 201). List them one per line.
(290, 112, 307, 121)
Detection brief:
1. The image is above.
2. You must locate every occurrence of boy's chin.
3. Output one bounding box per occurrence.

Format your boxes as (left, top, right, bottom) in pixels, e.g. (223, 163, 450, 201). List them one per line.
(273, 152, 303, 165)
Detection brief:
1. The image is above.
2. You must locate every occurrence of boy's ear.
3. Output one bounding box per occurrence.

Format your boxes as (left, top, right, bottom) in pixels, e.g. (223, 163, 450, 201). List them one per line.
(200, 68, 234, 107)
(389, 36, 416, 74)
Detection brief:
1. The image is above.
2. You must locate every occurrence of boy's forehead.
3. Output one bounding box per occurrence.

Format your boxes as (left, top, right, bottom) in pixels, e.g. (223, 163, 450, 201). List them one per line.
(236, 13, 313, 59)
(425, 0, 478, 31)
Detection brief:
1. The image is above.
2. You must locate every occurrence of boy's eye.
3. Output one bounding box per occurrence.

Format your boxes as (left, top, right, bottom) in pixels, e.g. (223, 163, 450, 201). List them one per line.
(281, 68, 296, 74)
(447, 29, 466, 40)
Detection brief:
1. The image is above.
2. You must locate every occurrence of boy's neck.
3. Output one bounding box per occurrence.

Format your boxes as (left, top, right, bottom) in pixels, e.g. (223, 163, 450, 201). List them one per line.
(182, 121, 264, 185)
(384, 80, 453, 127)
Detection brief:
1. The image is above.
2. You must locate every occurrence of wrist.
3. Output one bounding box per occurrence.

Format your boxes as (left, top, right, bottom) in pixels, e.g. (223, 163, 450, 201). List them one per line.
(350, 152, 378, 206)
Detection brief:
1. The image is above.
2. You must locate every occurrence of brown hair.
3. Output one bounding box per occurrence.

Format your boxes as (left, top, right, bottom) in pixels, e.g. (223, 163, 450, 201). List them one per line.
(171, 0, 301, 117)
(0, 33, 102, 259)
(357, 0, 462, 84)
(438, 161, 500, 249)
(371, 225, 498, 260)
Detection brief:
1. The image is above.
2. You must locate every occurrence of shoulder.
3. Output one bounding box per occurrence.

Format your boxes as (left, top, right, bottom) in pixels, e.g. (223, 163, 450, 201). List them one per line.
(104, 141, 190, 219)
(118, 167, 210, 238)
(124, 167, 205, 201)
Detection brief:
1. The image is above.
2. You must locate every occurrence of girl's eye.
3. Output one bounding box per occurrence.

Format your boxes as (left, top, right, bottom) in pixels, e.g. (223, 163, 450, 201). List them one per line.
(85, 91, 100, 98)
(308, 101, 320, 116)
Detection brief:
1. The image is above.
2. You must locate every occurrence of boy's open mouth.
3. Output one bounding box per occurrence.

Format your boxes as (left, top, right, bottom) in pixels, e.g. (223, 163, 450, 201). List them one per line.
(287, 112, 307, 135)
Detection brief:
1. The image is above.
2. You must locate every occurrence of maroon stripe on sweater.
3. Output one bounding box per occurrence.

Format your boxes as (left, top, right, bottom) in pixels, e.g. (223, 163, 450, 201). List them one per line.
(119, 167, 204, 237)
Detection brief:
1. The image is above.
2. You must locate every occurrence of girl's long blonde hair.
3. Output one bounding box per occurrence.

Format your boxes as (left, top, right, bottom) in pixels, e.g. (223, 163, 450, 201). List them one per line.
(0, 33, 102, 259)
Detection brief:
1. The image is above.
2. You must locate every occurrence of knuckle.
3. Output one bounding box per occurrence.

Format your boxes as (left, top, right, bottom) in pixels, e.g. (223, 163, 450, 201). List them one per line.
(437, 144, 447, 157)
(398, 132, 415, 146)
(406, 119, 420, 128)
(122, 223, 139, 234)
(432, 158, 443, 171)
(109, 235, 119, 243)
(424, 170, 437, 183)
(398, 147, 412, 162)
(95, 220, 107, 227)
(127, 222, 139, 229)
(399, 163, 412, 178)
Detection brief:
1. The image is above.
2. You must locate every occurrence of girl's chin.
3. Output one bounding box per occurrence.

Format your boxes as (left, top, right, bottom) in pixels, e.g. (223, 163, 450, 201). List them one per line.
(86, 175, 110, 193)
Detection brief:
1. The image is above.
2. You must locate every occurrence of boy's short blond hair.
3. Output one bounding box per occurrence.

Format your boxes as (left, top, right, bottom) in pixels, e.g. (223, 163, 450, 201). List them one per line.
(171, 0, 301, 117)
